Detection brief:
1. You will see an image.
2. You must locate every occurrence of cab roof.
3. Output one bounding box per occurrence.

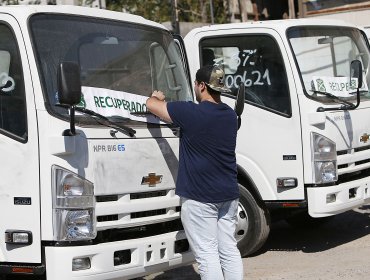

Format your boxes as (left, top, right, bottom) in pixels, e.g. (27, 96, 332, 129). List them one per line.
(186, 18, 358, 37)
(0, 5, 167, 31)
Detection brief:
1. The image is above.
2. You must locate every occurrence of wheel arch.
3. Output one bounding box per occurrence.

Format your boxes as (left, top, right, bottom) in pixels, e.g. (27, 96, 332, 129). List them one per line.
(237, 164, 263, 202)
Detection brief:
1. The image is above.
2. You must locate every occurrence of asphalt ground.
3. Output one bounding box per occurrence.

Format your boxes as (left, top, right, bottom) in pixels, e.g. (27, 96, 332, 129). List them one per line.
(3, 205, 369, 280)
(142, 203, 370, 280)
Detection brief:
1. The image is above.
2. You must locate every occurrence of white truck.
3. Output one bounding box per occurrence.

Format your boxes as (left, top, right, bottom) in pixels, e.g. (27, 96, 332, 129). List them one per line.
(184, 19, 370, 256)
(0, 5, 194, 280)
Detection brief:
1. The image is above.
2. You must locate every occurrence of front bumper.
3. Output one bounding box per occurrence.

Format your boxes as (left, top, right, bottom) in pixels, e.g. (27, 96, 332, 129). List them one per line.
(307, 176, 370, 217)
(45, 230, 194, 280)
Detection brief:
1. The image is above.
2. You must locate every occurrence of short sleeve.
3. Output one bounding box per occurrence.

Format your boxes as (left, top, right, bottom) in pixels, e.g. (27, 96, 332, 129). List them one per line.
(167, 101, 196, 129)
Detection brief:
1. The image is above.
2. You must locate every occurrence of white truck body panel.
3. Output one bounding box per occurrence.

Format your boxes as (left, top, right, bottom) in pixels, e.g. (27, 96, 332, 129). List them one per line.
(44, 231, 189, 280)
(0, 13, 41, 263)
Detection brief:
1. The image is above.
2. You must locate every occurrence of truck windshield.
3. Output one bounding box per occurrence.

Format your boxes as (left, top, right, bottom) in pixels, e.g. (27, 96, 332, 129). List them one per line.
(287, 26, 370, 104)
(29, 14, 192, 125)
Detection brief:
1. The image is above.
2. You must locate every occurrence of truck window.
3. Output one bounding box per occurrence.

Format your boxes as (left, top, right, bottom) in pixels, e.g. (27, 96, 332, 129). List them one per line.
(200, 35, 291, 116)
(30, 14, 192, 125)
(288, 26, 370, 102)
(150, 43, 183, 102)
(0, 24, 27, 140)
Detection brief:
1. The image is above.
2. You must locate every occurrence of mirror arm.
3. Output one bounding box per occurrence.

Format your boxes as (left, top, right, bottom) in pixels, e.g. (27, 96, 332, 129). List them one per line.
(317, 90, 361, 112)
(317, 106, 346, 112)
(351, 88, 361, 110)
(62, 105, 76, 136)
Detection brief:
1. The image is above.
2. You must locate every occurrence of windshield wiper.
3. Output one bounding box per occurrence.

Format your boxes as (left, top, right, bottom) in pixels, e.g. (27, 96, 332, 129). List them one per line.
(107, 115, 131, 122)
(130, 111, 153, 116)
(311, 90, 355, 111)
(56, 104, 136, 137)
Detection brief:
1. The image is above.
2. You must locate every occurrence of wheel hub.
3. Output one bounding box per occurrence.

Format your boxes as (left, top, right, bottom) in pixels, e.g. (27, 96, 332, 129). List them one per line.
(235, 201, 249, 242)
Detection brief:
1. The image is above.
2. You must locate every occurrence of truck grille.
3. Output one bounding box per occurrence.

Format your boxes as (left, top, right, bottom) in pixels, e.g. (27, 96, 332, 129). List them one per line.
(93, 219, 184, 244)
(337, 146, 370, 184)
(95, 189, 181, 232)
(131, 190, 167, 200)
(96, 190, 168, 202)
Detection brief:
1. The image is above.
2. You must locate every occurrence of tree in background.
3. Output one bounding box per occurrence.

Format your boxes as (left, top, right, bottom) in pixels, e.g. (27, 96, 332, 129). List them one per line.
(107, 0, 171, 22)
(106, 0, 228, 24)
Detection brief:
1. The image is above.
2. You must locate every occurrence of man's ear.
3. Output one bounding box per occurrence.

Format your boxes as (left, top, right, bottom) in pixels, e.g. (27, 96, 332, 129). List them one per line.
(199, 81, 207, 92)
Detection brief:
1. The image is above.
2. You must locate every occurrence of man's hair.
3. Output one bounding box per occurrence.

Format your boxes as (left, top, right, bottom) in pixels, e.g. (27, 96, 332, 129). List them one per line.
(196, 65, 214, 85)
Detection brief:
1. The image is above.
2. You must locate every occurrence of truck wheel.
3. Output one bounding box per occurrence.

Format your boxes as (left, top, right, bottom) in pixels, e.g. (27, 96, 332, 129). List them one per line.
(285, 210, 334, 228)
(235, 185, 270, 256)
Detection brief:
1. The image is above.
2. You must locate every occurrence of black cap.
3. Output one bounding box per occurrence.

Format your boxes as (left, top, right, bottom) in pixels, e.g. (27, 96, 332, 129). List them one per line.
(196, 65, 231, 93)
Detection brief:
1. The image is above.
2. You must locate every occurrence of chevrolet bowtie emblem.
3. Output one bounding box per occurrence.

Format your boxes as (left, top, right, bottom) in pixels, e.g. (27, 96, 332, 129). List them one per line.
(141, 173, 163, 187)
(360, 133, 370, 143)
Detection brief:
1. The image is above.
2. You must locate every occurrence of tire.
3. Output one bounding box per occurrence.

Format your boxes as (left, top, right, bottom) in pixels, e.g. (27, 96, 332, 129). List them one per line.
(285, 210, 335, 228)
(236, 184, 270, 256)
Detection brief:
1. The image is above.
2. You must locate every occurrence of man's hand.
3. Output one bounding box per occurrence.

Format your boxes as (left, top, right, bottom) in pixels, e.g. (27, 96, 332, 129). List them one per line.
(152, 90, 166, 101)
(146, 90, 172, 123)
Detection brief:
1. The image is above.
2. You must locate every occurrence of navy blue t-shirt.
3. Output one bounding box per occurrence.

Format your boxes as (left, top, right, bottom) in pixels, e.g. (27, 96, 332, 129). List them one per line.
(167, 101, 239, 203)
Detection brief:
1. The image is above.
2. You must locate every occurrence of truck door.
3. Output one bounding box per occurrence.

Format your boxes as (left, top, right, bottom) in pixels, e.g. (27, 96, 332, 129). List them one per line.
(0, 15, 41, 264)
(195, 30, 304, 201)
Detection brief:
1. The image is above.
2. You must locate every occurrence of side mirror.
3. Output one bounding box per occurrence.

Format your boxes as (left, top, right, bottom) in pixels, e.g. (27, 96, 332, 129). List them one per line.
(235, 83, 245, 117)
(347, 59, 363, 111)
(57, 61, 82, 106)
(350, 59, 363, 89)
(234, 82, 245, 130)
(57, 61, 81, 136)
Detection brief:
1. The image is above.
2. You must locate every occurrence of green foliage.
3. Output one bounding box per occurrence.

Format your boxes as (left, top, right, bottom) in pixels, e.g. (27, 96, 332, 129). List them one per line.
(106, 0, 228, 24)
(213, 0, 229, 23)
(107, 0, 172, 22)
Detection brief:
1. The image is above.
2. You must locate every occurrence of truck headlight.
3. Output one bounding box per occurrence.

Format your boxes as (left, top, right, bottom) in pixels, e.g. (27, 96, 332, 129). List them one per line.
(52, 166, 96, 241)
(311, 133, 337, 184)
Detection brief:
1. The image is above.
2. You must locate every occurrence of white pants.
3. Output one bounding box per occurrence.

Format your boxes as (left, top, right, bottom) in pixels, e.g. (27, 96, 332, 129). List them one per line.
(181, 198, 244, 280)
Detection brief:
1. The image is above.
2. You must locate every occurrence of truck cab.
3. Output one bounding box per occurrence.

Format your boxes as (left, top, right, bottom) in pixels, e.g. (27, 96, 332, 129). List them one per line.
(184, 18, 370, 256)
(0, 5, 193, 279)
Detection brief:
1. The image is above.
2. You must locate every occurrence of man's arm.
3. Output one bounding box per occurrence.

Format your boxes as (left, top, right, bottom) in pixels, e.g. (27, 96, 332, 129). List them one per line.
(146, 90, 173, 123)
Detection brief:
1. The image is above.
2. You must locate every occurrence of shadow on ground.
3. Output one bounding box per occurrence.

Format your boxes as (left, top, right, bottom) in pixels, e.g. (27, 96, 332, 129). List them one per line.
(138, 264, 199, 280)
(140, 205, 370, 279)
(255, 205, 370, 255)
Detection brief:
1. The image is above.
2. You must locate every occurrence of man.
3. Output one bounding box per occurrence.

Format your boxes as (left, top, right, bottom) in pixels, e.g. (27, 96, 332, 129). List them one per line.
(146, 65, 243, 280)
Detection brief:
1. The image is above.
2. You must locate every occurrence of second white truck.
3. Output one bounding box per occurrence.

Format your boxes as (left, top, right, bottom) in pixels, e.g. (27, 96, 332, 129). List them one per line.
(184, 18, 370, 256)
